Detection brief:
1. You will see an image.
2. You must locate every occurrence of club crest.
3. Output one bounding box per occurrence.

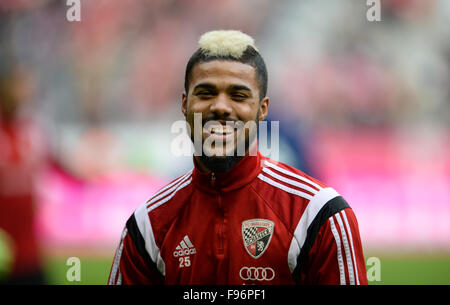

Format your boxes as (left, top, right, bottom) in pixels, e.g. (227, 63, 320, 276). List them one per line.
(242, 219, 274, 259)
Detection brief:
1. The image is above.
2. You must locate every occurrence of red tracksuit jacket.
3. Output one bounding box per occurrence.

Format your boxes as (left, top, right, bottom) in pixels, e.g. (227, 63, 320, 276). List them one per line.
(108, 151, 368, 285)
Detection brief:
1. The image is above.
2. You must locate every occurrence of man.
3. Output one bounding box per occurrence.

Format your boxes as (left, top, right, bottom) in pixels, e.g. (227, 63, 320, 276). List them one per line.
(108, 30, 368, 285)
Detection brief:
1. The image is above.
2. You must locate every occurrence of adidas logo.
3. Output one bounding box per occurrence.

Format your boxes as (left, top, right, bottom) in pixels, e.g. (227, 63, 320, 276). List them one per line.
(173, 235, 197, 257)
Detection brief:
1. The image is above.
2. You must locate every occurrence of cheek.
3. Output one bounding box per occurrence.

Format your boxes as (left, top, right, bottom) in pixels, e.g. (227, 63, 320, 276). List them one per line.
(186, 100, 210, 117)
(185, 110, 205, 136)
(236, 102, 259, 122)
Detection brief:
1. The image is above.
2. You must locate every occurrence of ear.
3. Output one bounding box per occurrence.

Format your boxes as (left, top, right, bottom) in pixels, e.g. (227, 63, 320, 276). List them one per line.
(258, 97, 269, 121)
(181, 92, 187, 117)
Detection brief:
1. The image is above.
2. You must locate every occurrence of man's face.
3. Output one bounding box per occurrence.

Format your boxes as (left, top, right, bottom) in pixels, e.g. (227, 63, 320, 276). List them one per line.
(182, 60, 269, 171)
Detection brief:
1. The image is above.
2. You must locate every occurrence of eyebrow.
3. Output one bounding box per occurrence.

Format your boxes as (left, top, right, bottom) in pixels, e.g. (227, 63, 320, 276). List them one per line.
(229, 84, 252, 92)
(193, 83, 252, 91)
(193, 83, 217, 91)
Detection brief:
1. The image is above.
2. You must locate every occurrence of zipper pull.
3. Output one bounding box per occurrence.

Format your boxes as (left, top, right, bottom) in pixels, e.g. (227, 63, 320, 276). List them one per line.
(211, 172, 216, 187)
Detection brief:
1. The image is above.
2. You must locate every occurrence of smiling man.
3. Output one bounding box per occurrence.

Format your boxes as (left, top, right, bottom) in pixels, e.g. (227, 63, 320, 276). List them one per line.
(108, 30, 368, 285)
(183, 31, 268, 172)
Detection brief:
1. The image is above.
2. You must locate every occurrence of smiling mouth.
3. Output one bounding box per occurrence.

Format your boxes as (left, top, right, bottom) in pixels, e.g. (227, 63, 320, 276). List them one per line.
(206, 124, 235, 135)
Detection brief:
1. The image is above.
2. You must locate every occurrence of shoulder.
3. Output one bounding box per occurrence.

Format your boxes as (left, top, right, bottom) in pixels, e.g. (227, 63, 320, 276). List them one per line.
(255, 157, 330, 202)
(132, 169, 194, 236)
(254, 156, 350, 230)
(256, 159, 354, 274)
(145, 169, 194, 213)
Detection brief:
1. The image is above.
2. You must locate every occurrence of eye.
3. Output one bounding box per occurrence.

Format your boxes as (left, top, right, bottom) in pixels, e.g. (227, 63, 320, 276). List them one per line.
(231, 93, 248, 101)
(196, 91, 214, 99)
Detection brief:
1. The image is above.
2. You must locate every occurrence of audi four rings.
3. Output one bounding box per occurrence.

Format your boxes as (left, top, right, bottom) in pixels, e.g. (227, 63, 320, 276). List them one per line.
(239, 267, 275, 281)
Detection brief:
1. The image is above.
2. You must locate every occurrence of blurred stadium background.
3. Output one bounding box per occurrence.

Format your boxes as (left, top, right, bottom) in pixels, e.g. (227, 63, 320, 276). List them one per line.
(0, 0, 449, 284)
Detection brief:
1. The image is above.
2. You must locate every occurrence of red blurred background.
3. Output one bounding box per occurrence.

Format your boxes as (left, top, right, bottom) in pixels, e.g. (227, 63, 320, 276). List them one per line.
(1, 0, 449, 284)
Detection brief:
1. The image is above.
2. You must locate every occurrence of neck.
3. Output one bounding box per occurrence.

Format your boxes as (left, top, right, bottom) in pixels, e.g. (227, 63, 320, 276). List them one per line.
(195, 140, 258, 173)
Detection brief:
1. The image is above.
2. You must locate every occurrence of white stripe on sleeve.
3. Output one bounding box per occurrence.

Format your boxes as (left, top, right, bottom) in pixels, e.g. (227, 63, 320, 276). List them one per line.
(340, 210, 360, 285)
(329, 216, 346, 285)
(116, 270, 122, 285)
(109, 227, 128, 285)
(135, 204, 166, 276)
(335, 213, 355, 285)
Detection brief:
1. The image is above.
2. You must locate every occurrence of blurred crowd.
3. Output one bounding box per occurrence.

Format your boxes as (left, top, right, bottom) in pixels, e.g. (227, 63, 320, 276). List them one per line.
(1, 0, 450, 283)
(0, 0, 448, 174)
(0, 0, 449, 164)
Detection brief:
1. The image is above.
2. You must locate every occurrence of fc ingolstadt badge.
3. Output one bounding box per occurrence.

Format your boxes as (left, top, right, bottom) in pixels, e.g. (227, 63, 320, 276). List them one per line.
(242, 219, 275, 259)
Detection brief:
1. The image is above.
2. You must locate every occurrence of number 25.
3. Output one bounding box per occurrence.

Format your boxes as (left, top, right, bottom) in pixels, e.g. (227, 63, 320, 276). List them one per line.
(179, 256, 191, 268)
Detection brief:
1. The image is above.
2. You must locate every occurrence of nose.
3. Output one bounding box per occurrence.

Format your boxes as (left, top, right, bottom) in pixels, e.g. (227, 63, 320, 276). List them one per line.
(209, 93, 232, 117)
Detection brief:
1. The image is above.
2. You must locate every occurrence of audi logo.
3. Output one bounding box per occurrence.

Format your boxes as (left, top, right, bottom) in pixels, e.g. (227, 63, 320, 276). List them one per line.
(239, 267, 275, 281)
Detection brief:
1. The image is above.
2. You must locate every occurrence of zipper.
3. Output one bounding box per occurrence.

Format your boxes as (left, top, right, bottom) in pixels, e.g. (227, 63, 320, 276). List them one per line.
(211, 172, 216, 187)
(217, 193, 224, 254)
(211, 172, 224, 255)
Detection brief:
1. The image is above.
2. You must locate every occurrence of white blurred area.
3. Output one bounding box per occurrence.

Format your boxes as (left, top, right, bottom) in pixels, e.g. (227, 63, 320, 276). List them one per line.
(1, 0, 449, 253)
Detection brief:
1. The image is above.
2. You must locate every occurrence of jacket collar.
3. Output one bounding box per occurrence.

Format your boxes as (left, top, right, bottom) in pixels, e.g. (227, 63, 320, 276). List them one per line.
(192, 150, 262, 193)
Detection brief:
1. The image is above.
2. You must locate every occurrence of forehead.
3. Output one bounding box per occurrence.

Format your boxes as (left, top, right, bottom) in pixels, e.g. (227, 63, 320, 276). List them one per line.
(189, 60, 258, 91)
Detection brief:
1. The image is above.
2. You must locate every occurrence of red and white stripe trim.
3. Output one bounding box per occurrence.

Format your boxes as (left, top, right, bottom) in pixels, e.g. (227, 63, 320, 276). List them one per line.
(109, 227, 128, 285)
(257, 173, 314, 201)
(261, 167, 319, 195)
(263, 161, 322, 190)
(329, 216, 346, 284)
(146, 171, 193, 212)
(329, 210, 360, 285)
(341, 210, 360, 285)
(258, 161, 323, 201)
(147, 170, 192, 207)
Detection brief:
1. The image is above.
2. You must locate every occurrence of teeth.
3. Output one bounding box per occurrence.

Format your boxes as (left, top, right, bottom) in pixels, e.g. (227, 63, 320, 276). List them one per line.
(208, 125, 234, 134)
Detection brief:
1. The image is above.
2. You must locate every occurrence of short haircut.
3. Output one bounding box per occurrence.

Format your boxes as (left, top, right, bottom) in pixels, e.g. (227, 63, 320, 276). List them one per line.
(184, 30, 268, 100)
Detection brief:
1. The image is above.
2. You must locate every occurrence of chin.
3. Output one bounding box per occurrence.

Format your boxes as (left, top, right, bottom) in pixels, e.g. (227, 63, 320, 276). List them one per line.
(199, 154, 243, 173)
(205, 148, 236, 158)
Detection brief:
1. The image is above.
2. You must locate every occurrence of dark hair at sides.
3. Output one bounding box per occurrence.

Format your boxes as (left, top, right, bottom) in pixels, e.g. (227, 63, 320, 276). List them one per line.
(184, 46, 268, 100)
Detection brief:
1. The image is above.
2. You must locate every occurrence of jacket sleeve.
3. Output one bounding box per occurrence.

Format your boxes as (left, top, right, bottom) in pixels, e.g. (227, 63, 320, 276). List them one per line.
(108, 213, 164, 285)
(300, 208, 368, 285)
